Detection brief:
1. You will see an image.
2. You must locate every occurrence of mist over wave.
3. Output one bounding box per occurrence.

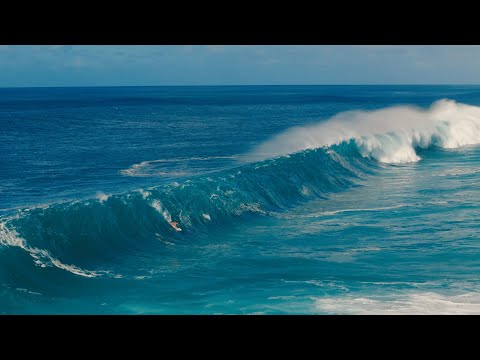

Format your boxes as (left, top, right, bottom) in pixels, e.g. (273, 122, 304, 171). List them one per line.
(246, 99, 480, 163)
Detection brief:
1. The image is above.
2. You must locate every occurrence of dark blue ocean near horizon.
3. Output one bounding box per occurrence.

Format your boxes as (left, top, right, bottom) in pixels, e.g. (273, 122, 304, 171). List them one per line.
(2, 85, 480, 314)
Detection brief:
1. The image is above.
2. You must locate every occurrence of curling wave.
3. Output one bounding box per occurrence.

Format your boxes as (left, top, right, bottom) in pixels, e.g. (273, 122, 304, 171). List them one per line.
(0, 144, 375, 275)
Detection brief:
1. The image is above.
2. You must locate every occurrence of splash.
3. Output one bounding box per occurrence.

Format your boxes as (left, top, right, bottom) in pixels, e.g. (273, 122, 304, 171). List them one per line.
(247, 99, 480, 164)
(151, 199, 173, 223)
(96, 192, 110, 203)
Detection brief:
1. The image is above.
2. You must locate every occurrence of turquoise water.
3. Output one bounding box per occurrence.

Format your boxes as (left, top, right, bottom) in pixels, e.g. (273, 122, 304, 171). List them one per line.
(1, 85, 480, 314)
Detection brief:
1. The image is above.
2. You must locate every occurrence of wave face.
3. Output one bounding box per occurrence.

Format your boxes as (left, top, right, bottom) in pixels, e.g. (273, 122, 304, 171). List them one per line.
(246, 99, 480, 163)
(0, 143, 377, 276)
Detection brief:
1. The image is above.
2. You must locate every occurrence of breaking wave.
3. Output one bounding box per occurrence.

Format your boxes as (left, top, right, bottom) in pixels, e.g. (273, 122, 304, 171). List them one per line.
(246, 99, 480, 163)
(2, 99, 479, 278)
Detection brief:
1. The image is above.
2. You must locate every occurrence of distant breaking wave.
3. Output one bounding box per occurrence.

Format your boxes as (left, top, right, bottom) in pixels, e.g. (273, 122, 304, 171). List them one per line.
(245, 99, 480, 163)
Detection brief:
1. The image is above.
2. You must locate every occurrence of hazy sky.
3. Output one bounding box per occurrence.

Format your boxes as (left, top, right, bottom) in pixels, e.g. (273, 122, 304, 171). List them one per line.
(0, 45, 479, 87)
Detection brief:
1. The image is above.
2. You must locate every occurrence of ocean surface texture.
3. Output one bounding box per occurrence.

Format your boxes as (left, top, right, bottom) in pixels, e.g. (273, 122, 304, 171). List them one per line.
(2, 85, 480, 314)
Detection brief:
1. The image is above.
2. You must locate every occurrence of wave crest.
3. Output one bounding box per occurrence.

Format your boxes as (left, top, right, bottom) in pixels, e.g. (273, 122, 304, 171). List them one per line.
(246, 99, 480, 163)
(0, 145, 372, 273)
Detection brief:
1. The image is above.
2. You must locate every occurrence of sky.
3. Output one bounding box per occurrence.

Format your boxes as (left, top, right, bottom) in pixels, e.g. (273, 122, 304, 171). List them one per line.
(0, 45, 479, 87)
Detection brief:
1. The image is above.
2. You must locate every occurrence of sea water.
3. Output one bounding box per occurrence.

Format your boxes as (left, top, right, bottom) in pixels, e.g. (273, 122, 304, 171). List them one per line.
(1, 85, 480, 314)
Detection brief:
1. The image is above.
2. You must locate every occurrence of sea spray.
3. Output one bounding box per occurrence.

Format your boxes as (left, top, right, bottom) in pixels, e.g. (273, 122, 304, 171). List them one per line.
(246, 99, 480, 163)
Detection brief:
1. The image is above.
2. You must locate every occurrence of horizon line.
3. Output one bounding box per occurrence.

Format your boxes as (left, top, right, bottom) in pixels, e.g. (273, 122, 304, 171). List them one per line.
(1, 84, 479, 89)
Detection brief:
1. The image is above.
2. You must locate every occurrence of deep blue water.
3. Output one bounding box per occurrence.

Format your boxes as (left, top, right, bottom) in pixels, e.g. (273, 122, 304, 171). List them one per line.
(2, 85, 480, 314)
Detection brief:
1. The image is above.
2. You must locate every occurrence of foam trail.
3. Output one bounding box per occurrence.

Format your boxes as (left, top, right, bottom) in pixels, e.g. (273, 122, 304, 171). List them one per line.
(314, 292, 480, 315)
(0, 221, 98, 278)
(121, 155, 239, 177)
(150, 199, 172, 223)
(246, 99, 480, 164)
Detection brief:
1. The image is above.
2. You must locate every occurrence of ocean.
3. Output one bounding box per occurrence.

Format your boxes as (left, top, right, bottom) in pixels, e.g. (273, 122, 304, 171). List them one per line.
(1, 85, 480, 314)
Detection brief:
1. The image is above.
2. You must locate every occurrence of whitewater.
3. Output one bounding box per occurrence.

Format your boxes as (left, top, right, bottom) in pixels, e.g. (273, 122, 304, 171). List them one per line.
(1, 85, 480, 314)
(247, 99, 480, 163)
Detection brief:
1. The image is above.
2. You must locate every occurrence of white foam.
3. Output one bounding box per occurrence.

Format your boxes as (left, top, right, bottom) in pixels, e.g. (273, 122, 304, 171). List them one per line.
(314, 291, 480, 314)
(0, 222, 98, 278)
(134, 275, 150, 280)
(300, 186, 311, 196)
(246, 99, 480, 164)
(320, 204, 408, 216)
(437, 168, 480, 177)
(137, 189, 151, 199)
(16, 288, 42, 296)
(235, 202, 267, 215)
(150, 199, 172, 223)
(120, 155, 239, 177)
(96, 192, 110, 203)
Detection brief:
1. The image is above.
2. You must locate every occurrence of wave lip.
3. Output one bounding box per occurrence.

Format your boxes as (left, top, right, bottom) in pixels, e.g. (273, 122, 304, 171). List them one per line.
(246, 99, 480, 164)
